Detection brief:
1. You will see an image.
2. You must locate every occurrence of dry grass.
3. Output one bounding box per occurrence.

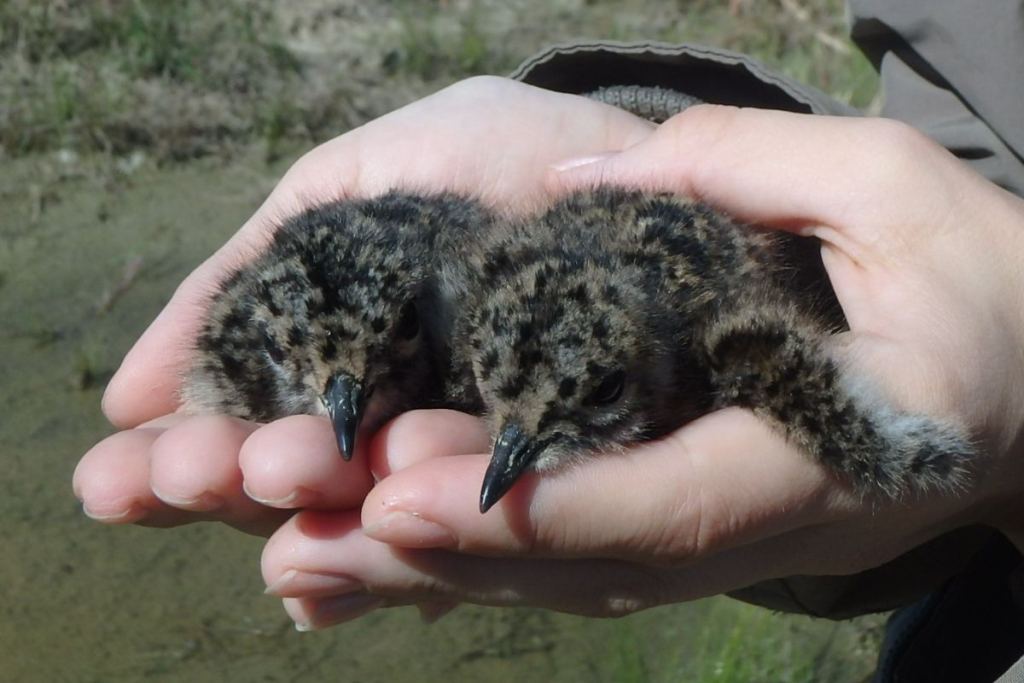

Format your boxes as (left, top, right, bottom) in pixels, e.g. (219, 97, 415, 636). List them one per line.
(0, 0, 877, 163)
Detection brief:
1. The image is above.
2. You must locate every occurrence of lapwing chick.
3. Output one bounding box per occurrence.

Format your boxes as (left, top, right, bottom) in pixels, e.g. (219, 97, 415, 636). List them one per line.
(182, 191, 492, 460)
(460, 187, 976, 512)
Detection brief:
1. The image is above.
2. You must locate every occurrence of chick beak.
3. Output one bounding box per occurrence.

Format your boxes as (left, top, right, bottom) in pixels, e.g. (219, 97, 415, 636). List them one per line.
(480, 423, 540, 513)
(322, 373, 369, 461)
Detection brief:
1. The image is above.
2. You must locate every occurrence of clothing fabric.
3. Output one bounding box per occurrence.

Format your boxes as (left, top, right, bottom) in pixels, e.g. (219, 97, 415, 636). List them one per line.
(584, 84, 703, 123)
(510, 39, 858, 117)
(850, 0, 1024, 198)
(870, 535, 1024, 683)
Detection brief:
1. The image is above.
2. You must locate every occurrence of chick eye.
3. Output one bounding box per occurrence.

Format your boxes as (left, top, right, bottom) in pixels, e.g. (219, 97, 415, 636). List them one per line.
(396, 301, 420, 340)
(261, 327, 285, 364)
(585, 369, 626, 407)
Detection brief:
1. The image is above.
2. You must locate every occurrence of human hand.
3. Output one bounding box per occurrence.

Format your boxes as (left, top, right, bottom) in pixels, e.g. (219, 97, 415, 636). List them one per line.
(259, 106, 1024, 629)
(72, 76, 655, 534)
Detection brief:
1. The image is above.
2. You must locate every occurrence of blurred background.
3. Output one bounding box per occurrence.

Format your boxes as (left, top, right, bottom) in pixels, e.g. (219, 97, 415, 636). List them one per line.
(0, 1, 884, 681)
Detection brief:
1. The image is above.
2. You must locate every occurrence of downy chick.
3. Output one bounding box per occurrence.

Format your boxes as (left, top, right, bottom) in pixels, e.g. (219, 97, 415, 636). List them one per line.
(458, 187, 976, 512)
(183, 190, 491, 460)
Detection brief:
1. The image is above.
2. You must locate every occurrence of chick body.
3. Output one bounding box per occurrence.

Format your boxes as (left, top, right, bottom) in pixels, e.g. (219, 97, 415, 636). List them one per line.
(458, 187, 975, 510)
(183, 190, 490, 458)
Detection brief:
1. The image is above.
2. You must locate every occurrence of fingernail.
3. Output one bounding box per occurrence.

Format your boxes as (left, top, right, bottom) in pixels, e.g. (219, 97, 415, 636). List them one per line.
(417, 600, 460, 625)
(264, 568, 362, 598)
(81, 502, 147, 523)
(152, 488, 225, 511)
(550, 151, 619, 172)
(362, 511, 456, 548)
(243, 483, 317, 508)
(295, 592, 386, 631)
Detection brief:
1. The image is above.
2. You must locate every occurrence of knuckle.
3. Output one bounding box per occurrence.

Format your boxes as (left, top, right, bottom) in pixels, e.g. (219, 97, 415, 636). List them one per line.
(658, 104, 741, 156)
(578, 568, 681, 618)
(856, 118, 938, 186)
(652, 104, 746, 196)
(692, 498, 744, 558)
(285, 141, 334, 181)
(862, 117, 930, 152)
(443, 74, 521, 102)
(451, 74, 511, 90)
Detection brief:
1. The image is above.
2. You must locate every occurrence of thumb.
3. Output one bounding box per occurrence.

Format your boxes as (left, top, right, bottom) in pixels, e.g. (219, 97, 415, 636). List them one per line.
(547, 104, 967, 239)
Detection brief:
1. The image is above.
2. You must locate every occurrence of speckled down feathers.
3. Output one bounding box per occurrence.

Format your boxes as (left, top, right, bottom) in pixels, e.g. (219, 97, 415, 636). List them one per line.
(455, 187, 976, 498)
(182, 190, 491, 430)
(182, 186, 977, 501)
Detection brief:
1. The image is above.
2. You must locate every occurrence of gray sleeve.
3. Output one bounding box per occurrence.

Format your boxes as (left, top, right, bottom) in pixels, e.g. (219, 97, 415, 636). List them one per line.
(849, 0, 1024, 197)
(510, 41, 859, 117)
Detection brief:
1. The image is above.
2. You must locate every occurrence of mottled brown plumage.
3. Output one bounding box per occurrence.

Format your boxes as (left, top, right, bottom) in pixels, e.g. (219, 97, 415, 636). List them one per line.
(457, 187, 976, 511)
(181, 186, 976, 511)
(182, 190, 490, 459)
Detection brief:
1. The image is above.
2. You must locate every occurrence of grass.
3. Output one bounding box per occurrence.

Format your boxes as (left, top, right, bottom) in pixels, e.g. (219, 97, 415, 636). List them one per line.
(388, 7, 498, 81)
(691, 606, 821, 682)
(0, 0, 314, 160)
(0, 0, 877, 164)
(598, 598, 884, 683)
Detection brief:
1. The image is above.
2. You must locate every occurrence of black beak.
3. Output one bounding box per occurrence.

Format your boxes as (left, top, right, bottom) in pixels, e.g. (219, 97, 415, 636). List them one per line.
(322, 373, 369, 461)
(480, 423, 540, 513)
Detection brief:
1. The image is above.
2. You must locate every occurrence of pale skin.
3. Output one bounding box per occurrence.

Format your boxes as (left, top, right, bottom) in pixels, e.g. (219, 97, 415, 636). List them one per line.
(73, 76, 1024, 630)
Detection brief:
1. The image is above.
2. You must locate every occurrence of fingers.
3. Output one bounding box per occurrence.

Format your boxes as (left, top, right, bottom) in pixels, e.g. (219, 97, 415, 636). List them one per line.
(74, 424, 177, 525)
(366, 409, 491, 479)
(74, 415, 282, 534)
(74, 414, 375, 536)
(265, 503, 918, 630)
(360, 408, 854, 565)
(239, 414, 374, 509)
(148, 416, 261, 512)
(264, 420, 966, 630)
(263, 508, 759, 628)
